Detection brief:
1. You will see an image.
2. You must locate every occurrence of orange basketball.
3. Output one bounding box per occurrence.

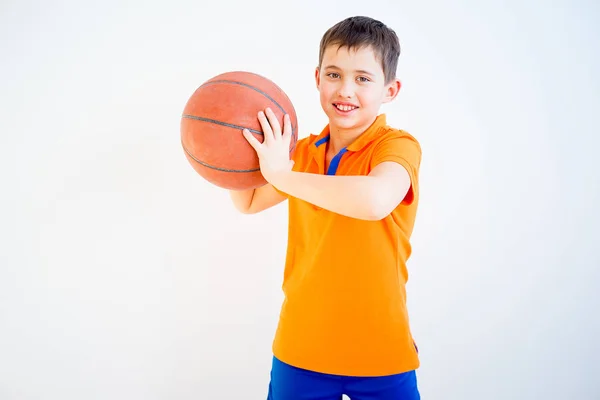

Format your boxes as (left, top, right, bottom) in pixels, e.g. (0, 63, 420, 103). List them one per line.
(180, 71, 298, 190)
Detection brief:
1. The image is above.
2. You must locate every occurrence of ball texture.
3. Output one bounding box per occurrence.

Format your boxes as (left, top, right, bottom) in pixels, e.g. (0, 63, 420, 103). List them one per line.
(180, 71, 298, 190)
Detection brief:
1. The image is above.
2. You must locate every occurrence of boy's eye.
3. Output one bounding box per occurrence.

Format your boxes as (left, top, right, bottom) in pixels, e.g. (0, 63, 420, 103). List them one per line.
(325, 73, 370, 82)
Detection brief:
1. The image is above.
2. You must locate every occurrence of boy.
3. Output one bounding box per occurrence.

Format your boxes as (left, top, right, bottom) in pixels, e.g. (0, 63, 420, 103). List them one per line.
(230, 16, 422, 400)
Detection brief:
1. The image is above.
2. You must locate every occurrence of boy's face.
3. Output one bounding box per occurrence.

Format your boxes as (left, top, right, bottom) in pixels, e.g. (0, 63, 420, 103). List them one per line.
(315, 44, 400, 135)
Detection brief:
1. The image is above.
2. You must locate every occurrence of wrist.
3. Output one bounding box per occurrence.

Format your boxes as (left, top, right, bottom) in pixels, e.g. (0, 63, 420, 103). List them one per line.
(268, 169, 292, 190)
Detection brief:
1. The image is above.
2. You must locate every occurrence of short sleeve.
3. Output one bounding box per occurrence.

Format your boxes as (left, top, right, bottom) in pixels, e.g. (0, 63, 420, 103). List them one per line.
(370, 132, 422, 205)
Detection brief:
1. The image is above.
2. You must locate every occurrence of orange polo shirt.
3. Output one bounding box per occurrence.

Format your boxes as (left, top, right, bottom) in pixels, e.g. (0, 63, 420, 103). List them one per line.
(272, 114, 422, 377)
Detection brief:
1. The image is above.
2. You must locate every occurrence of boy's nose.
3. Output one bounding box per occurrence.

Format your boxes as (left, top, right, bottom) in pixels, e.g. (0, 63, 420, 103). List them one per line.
(337, 81, 354, 98)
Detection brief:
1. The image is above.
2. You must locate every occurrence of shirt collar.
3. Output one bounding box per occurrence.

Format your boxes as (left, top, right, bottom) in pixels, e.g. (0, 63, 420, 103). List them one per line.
(308, 114, 388, 155)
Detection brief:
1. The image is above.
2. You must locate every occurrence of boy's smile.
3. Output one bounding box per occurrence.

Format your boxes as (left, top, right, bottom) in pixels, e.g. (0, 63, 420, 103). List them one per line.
(332, 101, 358, 115)
(315, 44, 400, 148)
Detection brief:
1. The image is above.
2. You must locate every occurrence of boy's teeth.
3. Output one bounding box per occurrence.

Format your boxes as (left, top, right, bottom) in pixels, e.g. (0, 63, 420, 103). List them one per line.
(336, 104, 356, 111)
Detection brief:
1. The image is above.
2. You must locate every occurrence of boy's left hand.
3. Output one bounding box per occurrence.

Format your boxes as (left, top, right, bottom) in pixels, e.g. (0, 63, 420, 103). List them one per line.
(242, 107, 294, 186)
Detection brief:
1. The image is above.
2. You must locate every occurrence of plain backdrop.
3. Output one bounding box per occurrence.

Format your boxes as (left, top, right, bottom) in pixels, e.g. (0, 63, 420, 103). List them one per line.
(1, 0, 599, 399)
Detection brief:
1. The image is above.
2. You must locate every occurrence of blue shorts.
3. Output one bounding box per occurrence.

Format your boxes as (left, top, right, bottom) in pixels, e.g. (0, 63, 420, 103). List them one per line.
(267, 356, 420, 400)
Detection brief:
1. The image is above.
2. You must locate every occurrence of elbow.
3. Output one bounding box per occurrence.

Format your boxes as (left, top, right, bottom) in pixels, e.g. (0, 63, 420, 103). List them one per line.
(363, 197, 393, 221)
(232, 204, 255, 214)
(362, 184, 407, 221)
(364, 208, 390, 221)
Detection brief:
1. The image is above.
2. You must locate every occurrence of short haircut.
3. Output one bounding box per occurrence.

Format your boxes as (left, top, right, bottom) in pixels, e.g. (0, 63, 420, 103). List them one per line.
(318, 16, 401, 83)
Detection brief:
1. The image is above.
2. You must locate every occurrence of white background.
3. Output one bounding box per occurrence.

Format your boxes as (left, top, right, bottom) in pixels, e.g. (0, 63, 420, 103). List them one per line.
(1, 0, 599, 399)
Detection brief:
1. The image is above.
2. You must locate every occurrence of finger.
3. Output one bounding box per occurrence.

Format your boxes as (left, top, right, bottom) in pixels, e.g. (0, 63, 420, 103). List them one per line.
(265, 107, 282, 140)
(282, 114, 292, 143)
(257, 110, 273, 145)
(242, 128, 262, 153)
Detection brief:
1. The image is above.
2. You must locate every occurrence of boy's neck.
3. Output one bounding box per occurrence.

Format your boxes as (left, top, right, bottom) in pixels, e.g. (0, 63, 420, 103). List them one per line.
(327, 115, 378, 154)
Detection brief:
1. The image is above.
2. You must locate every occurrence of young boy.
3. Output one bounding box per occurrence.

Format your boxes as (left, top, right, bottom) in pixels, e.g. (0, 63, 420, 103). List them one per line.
(230, 16, 422, 400)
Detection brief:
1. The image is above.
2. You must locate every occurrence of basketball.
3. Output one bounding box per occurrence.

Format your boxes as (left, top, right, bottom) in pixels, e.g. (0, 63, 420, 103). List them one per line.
(180, 71, 298, 190)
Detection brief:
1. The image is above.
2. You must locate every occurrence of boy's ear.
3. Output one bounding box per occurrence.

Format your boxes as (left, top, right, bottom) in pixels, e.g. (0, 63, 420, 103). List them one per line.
(382, 78, 401, 103)
(315, 67, 321, 89)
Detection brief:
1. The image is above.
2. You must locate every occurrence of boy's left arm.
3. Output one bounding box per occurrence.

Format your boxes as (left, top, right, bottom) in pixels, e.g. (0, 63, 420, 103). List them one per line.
(269, 163, 410, 221)
(242, 107, 418, 221)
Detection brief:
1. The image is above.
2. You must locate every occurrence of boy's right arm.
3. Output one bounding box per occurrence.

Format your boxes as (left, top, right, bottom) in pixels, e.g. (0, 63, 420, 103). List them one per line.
(228, 183, 287, 214)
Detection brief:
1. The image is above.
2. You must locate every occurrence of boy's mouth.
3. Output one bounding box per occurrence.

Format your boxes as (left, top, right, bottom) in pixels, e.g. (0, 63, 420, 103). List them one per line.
(333, 103, 359, 112)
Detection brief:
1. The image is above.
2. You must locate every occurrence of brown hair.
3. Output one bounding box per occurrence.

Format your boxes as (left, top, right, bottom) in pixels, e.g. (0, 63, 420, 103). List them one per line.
(318, 16, 401, 84)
